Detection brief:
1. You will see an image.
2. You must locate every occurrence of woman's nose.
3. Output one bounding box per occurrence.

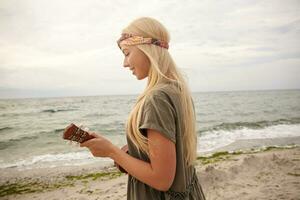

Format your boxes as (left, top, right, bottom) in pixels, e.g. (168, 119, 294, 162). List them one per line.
(123, 58, 129, 68)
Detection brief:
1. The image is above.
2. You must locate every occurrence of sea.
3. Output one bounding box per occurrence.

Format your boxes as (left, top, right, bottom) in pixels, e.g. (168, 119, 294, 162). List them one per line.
(0, 89, 300, 170)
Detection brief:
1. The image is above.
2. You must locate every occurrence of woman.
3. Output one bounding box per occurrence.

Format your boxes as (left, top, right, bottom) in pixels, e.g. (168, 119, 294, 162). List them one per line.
(80, 17, 206, 200)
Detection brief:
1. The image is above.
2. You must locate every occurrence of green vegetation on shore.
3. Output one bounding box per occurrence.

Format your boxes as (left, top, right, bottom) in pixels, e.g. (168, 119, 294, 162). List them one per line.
(65, 171, 123, 181)
(196, 145, 298, 165)
(0, 181, 74, 197)
(287, 172, 300, 177)
(0, 170, 123, 197)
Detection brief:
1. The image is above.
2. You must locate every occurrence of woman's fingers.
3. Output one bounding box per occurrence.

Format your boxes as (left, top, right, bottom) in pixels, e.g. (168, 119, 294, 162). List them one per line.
(80, 140, 88, 147)
(89, 132, 100, 138)
(78, 134, 115, 158)
(80, 139, 94, 147)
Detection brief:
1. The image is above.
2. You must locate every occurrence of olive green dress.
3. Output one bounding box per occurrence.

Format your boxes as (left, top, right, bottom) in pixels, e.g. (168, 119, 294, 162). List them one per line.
(126, 83, 206, 200)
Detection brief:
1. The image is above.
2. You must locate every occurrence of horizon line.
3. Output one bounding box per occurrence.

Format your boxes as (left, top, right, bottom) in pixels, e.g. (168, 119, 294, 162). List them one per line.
(0, 87, 299, 100)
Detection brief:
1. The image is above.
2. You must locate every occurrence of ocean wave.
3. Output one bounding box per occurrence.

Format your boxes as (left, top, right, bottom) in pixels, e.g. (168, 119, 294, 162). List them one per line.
(84, 113, 114, 118)
(0, 135, 39, 150)
(0, 128, 66, 149)
(0, 151, 111, 169)
(0, 113, 19, 117)
(199, 117, 300, 134)
(197, 124, 300, 153)
(54, 128, 65, 133)
(36, 128, 66, 136)
(41, 108, 77, 113)
(0, 127, 13, 132)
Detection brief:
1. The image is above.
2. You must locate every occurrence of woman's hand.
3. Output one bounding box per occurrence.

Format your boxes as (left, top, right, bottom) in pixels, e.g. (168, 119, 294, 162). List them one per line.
(80, 132, 115, 158)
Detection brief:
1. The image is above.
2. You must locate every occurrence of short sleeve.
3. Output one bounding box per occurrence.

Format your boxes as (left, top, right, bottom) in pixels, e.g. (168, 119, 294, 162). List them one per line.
(138, 90, 177, 143)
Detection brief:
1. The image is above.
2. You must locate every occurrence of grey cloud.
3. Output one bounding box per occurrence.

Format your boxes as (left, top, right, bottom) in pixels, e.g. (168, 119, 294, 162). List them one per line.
(0, 0, 300, 99)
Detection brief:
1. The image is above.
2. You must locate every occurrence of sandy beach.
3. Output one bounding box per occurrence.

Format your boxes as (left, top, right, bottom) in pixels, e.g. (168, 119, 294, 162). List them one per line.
(1, 142, 299, 200)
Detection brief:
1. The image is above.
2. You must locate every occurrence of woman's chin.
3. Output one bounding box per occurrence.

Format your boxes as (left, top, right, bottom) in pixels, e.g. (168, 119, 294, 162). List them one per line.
(137, 75, 148, 80)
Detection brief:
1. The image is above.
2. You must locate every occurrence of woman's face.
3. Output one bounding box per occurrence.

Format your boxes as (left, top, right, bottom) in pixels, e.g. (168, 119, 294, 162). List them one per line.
(120, 45, 151, 80)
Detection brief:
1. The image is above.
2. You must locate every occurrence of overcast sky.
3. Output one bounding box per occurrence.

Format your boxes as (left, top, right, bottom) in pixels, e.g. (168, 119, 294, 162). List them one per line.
(1, 0, 300, 99)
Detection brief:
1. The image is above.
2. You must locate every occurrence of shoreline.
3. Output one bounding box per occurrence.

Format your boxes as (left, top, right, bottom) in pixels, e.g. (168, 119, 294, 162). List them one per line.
(1, 144, 299, 199)
(2, 135, 299, 172)
(201, 135, 300, 155)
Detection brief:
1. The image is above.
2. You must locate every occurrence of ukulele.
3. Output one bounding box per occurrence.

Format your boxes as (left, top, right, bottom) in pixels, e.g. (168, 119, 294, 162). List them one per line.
(62, 123, 128, 173)
(62, 123, 95, 143)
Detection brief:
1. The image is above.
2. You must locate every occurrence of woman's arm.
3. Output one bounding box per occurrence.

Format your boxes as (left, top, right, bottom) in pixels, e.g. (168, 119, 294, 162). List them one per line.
(111, 129, 176, 191)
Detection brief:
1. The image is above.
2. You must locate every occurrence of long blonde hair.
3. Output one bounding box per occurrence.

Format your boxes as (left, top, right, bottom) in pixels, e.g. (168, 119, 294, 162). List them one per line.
(123, 17, 197, 166)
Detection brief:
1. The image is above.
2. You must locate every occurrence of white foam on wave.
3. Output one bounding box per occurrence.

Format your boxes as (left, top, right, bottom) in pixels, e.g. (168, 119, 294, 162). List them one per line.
(0, 150, 113, 170)
(198, 124, 300, 153)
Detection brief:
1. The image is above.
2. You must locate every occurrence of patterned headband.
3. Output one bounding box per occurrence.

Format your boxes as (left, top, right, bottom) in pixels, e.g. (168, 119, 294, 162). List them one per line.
(117, 33, 169, 50)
